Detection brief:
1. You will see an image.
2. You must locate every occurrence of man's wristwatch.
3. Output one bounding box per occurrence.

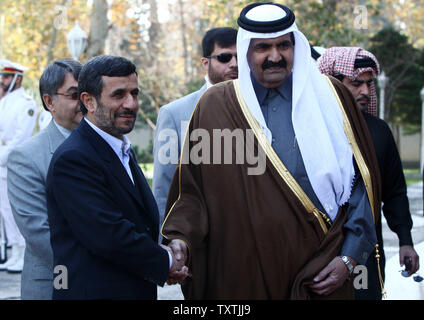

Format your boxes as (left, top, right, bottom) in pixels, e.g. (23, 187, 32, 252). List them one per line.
(340, 255, 354, 275)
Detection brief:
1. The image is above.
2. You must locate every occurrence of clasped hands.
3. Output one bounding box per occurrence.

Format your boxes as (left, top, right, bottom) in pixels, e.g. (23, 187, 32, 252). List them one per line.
(161, 241, 353, 291)
(161, 239, 189, 285)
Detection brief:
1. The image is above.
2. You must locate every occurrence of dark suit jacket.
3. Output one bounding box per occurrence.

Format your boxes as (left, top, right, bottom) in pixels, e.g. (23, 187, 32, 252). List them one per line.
(362, 113, 412, 247)
(46, 118, 169, 300)
(356, 112, 413, 300)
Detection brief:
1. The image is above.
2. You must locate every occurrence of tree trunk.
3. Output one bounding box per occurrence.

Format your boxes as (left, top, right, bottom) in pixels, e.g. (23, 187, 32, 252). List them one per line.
(147, 0, 160, 67)
(47, 0, 67, 64)
(178, 0, 189, 80)
(86, 0, 109, 60)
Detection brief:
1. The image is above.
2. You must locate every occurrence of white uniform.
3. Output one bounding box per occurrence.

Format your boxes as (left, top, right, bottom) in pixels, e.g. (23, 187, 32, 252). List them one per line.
(38, 109, 52, 131)
(0, 87, 36, 246)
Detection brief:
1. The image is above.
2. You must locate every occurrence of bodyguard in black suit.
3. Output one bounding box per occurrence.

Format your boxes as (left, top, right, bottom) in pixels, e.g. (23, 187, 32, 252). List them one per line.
(46, 56, 187, 300)
(317, 47, 419, 299)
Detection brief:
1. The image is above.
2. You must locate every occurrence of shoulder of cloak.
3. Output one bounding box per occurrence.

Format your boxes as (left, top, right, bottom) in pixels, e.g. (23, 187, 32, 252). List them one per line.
(327, 75, 382, 223)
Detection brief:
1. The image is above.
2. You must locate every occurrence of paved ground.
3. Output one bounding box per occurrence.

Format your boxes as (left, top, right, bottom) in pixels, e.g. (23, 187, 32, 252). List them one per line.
(383, 182, 424, 299)
(1, 182, 423, 300)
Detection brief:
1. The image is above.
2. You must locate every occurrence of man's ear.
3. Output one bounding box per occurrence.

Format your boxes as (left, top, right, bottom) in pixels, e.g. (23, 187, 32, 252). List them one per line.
(80, 92, 97, 113)
(16, 75, 23, 87)
(43, 94, 55, 113)
(201, 57, 210, 72)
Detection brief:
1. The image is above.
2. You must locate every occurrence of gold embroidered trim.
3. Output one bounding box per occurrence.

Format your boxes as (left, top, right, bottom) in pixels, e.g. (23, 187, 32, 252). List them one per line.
(375, 244, 387, 298)
(160, 85, 213, 267)
(233, 79, 330, 234)
(323, 76, 376, 223)
(323, 76, 385, 297)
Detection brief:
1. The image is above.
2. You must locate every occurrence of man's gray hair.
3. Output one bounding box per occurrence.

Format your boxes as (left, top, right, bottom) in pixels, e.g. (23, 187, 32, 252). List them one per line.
(39, 59, 82, 111)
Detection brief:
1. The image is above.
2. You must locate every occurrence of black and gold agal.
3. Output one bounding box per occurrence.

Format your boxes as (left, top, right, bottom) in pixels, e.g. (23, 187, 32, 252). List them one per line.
(237, 2, 295, 33)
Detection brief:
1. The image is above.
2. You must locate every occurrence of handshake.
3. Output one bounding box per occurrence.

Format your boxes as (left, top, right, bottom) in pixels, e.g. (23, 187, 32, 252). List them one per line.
(161, 239, 189, 285)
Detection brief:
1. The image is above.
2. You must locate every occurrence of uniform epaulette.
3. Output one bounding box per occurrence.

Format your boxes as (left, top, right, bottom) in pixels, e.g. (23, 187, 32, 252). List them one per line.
(22, 92, 33, 100)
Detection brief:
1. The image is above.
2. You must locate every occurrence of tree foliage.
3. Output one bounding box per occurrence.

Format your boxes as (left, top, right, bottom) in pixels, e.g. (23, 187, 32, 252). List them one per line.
(370, 26, 424, 134)
(1, 0, 423, 134)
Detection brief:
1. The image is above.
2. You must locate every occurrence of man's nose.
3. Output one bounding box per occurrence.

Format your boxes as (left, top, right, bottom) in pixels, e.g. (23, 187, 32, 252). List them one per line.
(268, 46, 281, 62)
(123, 94, 138, 110)
(228, 55, 237, 68)
(359, 83, 370, 97)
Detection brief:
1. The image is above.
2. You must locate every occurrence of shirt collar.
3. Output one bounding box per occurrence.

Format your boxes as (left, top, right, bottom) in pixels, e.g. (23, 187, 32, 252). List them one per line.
(251, 72, 293, 105)
(53, 119, 72, 139)
(4, 87, 24, 99)
(84, 117, 132, 161)
(205, 75, 213, 89)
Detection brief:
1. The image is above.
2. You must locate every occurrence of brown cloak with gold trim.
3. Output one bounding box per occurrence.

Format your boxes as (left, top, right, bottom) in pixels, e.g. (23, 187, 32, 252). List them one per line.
(161, 77, 381, 300)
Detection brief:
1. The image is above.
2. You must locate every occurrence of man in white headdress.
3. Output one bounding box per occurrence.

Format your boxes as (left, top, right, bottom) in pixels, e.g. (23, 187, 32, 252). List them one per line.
(162, 2, 381, 299)
(0, 59, 36, 273)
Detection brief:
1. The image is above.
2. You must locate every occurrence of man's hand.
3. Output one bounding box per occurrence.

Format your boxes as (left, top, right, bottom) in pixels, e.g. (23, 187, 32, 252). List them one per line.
(308, 256, 354, 296)
(161, 240, 189, 285)
(169, 239, 188, 267)
(400, 245, 419, 275)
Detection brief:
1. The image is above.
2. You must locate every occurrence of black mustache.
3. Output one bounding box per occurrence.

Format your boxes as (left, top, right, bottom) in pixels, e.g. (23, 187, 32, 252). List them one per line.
(115, 110, 137, 117)
(357, 95, 370, 102)
(262, 59, 287, 70)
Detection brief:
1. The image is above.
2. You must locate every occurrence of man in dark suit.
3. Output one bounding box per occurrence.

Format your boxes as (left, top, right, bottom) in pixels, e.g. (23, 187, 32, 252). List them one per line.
(318, 46, 419, 299)
(46, 55, 187, 300)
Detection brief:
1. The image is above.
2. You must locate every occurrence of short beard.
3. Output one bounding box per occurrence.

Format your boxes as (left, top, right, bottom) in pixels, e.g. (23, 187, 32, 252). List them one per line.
(208, 66, 225, 85)
(95, 100, 135, 137)
(358, 103, 368, 112)
(356, 95, 370, 112)
(1, 83, 10, 92)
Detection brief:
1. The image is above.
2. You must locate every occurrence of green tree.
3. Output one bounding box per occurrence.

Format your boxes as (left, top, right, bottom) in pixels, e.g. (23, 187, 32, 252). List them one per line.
(369, 26, 424, 135)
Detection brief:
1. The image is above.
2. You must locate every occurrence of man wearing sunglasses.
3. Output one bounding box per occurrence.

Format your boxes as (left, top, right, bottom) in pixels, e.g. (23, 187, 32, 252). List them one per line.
(153, 27, 238, 237)
(0, 60, 36, 274)
(5, 59, 82, 298)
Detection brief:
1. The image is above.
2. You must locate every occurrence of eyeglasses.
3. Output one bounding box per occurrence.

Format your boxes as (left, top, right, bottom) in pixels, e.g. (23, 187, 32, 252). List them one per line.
(56, 91, 79, 101)
(207, 53, 237, 63)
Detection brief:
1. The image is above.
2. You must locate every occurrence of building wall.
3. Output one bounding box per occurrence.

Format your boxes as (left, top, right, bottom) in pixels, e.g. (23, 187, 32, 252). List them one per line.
(397, 127, 420, 169)
(127, 126, 154, 151)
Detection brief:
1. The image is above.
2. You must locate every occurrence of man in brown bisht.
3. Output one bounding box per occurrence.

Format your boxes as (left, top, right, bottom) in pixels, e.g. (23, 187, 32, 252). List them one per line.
(162, 2, 381, 299)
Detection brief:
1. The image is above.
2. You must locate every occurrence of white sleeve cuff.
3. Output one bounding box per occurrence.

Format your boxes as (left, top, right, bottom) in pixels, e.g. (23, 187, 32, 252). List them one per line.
(167, 250, 173, 270)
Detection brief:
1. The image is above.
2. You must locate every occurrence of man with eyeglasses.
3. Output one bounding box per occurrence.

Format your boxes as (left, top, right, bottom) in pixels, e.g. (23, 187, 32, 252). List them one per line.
(0, 59, 36, 274)
(5, 59, 82, 298)
(153, 27, 238, 237)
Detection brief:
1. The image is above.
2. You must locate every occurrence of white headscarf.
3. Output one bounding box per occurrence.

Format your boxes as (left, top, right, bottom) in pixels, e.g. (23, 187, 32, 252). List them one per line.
(237, 4, 355, 220)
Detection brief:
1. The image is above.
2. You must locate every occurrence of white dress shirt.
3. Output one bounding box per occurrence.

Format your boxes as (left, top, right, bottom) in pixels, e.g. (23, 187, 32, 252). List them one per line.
(53, 119, 72, 139)
(85, 118, 134, 184)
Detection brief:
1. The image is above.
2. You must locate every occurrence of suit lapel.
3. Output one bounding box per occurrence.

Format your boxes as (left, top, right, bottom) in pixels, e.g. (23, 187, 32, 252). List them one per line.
(47, 120, 66, 155)
(129, 151, 159, 227)
(78, 119, 145, 208)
